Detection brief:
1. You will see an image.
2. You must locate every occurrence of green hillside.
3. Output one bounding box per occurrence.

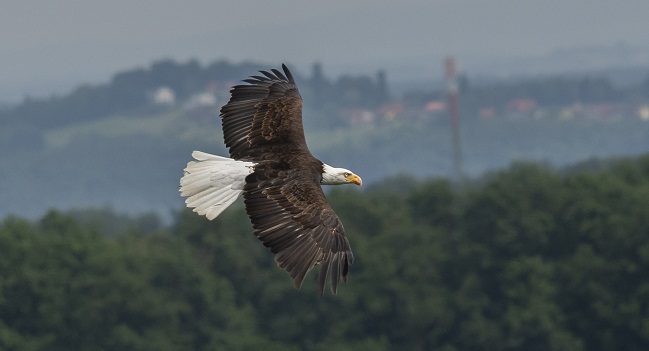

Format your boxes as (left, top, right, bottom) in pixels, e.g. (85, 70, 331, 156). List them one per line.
(2, 102, 649, 221)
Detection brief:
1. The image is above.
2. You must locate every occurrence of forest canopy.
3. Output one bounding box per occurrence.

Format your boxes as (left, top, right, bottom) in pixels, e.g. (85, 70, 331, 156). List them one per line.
(1, 154, 649, 350)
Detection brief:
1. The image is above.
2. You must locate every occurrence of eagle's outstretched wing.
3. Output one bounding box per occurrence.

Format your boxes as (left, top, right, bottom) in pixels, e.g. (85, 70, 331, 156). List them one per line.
(219, 64, 354, 294)
(244, 161, 354, 295)
(220, 64, 308, 161)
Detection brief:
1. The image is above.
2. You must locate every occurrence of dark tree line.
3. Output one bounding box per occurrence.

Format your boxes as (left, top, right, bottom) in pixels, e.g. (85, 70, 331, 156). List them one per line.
(2, 154, 649, 350)
(464, 76, 622, 107)
(406, 70, 649, 115)
(3, 60, 266, 129)
(2, 59, 391, 131)
(7, 55, 649, 133)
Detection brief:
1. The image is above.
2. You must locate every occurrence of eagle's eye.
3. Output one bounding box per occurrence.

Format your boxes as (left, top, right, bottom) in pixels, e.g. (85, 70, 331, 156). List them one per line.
(343, 172, 351, 177)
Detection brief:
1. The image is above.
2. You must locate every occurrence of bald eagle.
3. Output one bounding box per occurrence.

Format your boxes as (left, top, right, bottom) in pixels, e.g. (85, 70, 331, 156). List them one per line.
(179, 64, 362, 295)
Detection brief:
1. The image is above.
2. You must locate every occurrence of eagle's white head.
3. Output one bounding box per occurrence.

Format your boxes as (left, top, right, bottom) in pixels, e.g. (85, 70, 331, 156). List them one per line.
(321, 164, 362, 186)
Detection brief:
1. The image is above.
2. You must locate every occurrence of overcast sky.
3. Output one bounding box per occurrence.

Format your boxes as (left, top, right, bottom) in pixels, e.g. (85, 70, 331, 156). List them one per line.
(2, 0, 649, 101)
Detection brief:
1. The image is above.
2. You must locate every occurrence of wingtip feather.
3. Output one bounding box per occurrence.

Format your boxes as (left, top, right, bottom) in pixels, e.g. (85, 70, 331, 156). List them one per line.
(282, 64, 295, 82)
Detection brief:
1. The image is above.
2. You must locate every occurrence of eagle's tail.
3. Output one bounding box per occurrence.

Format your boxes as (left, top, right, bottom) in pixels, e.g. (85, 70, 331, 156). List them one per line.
(180, 151, 254, 220)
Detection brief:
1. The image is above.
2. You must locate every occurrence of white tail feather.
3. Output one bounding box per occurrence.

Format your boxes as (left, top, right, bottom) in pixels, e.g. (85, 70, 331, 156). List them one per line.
(180, 151, 254, 220)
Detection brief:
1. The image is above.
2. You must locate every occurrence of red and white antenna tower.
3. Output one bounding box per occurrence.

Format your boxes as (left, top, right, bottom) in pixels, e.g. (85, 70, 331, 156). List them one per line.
(445, 57, 464, 180)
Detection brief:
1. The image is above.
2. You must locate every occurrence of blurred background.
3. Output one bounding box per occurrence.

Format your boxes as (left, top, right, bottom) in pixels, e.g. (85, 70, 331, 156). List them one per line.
(1, 1, 649, 350)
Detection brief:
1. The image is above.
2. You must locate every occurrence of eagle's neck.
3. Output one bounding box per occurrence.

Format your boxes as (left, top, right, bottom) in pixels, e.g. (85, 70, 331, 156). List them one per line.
(321, 163, 345, 185)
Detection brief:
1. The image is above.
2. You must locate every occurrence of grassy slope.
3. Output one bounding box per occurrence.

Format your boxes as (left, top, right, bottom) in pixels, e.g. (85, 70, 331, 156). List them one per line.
(2, 107, 648, 220)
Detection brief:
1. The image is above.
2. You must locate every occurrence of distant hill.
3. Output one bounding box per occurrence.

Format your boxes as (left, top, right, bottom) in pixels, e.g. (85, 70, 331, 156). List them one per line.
(1, 59, 649, 220)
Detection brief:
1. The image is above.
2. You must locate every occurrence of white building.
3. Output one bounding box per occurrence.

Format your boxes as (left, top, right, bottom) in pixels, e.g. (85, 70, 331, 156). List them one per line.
(153, 87, 176, 105)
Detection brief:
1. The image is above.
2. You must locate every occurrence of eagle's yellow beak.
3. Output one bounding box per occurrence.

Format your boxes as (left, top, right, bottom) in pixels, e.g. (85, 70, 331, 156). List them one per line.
(347, 174, 362, 186)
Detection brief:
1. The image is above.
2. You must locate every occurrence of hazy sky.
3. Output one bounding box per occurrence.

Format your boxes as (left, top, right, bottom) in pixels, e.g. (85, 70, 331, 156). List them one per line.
(2, 0, 649, 101)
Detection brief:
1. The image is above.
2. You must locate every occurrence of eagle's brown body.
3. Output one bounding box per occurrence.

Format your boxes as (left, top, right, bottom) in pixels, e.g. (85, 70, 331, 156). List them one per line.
(180, 65, 360, 295)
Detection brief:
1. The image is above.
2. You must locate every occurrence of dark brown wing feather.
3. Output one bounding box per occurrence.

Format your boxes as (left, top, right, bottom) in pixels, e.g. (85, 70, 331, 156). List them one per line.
(244, 158, 354, 295)
(220, 65, 353, 294)
(220, 64, 307, 161)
